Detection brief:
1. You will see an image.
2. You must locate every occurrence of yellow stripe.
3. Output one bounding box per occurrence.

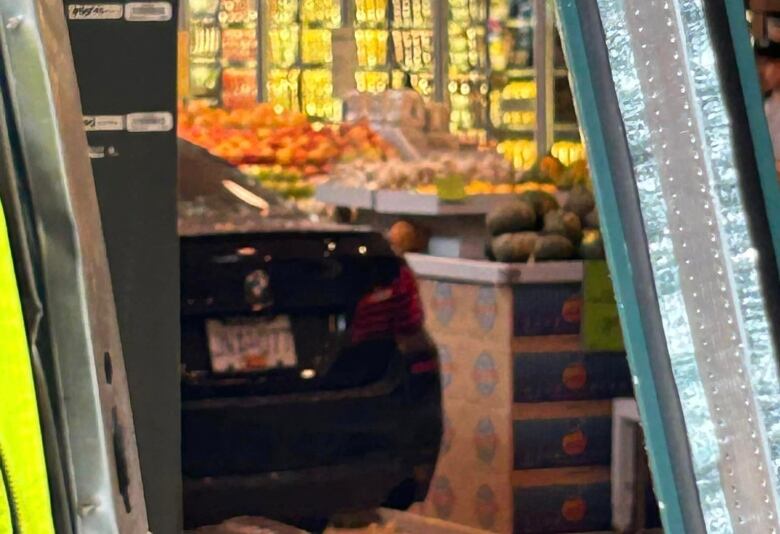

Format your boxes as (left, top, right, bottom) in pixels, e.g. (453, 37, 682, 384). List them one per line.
(0, 196, 54, 533)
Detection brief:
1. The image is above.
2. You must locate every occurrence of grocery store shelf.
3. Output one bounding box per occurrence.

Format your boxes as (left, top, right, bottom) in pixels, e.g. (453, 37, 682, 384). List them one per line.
(316, 184, 524, 215)
(406, 253, 584, 285)
(374, 190, 511, 215)
(315, 183, 375, 209)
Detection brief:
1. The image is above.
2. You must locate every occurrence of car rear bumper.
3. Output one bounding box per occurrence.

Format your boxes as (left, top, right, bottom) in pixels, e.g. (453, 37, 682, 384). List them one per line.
(183, 457, 436, 529)
(182, 375, 441, 527)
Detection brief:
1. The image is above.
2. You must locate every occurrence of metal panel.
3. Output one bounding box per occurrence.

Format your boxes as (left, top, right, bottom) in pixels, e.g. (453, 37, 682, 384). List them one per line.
(0, 0, 151, 532)
(63, 1, 180, 532)
(558, 0, 780, 532)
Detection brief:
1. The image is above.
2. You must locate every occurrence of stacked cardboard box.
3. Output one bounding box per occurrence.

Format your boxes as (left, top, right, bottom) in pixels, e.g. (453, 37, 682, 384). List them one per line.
(412, 260, 632, 533)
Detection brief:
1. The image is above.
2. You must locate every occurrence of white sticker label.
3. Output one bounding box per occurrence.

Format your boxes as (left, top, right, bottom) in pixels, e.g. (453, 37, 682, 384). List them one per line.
(68, 4, 124, 20)
(124, 2, 173, 22)
(83, 115, 125, 132)
(126, 112, 174, 132)
(89, 146, 106, 159)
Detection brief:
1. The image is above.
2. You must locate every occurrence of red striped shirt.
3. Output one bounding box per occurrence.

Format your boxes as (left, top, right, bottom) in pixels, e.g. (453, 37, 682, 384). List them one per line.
(351, 266, 424, 344)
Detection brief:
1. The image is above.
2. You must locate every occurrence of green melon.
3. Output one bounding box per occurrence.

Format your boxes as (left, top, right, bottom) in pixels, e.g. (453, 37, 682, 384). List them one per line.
(533, 234, 575, 261)
(564, 184, 596, 218)
(491, 232, 538, 263)
(583, 209, 600, 229)
(518, 190, 560, 219)
(486, 200, 537, 236)
(543, 210, 583, 244)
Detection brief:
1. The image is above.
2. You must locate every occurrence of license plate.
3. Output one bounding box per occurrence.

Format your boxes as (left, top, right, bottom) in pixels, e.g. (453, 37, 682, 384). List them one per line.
(206, 316, 297, 374)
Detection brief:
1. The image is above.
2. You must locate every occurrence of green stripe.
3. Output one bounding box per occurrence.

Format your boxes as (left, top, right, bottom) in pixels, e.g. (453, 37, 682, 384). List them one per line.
(554, 1, 686, 532)
(0, 194, 54, 533)
(724, 0, 780, 272)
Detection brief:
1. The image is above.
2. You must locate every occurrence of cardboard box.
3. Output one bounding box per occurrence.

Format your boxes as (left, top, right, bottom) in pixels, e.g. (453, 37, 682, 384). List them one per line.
(512, 401, 612, 469)
(512, 348, 632, 402)
(512, 283, 582, 337)
(512, 467, 612, 533)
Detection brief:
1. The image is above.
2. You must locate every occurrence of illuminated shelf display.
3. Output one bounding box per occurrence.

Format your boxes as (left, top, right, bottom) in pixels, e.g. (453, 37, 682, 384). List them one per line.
(267, 0, 342, 120)
(184, 0, 260, 106)
(179, 0, 583, 165)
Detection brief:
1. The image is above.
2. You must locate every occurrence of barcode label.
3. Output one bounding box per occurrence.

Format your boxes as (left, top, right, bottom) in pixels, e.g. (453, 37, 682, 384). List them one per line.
(126, 112, 174, 132)
(68, 4, 124, 20)
(83, 115, 125, 132)
(124, 2, 172, 22)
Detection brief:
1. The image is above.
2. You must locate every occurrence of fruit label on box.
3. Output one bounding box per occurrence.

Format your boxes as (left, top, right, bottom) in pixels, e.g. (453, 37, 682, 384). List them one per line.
(83, 115, 125, 132)
(126, 112, 174, 132)
(68, 4, 124, 20)
(124, 2, 173, 22)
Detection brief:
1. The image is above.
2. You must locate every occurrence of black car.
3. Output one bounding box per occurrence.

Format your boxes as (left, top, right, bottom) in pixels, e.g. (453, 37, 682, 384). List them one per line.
(178, 140, 442, 530)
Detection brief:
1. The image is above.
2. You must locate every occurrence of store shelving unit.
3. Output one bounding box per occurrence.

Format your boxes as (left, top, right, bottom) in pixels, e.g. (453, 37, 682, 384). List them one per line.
(183, 0, 260, 106)
(180, 0, 584, 161)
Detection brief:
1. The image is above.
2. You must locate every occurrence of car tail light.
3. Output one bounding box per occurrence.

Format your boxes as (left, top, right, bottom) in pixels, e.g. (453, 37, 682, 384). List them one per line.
(351, 264, 424, 345)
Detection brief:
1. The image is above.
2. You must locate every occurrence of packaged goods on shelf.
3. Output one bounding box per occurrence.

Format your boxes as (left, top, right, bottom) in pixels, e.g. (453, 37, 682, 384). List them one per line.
(222, 67, 258, 109)
(218, 0, 257, 25)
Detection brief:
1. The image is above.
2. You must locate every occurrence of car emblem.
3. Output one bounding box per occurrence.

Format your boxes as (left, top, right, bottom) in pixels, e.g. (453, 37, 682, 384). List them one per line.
(245, 269, 271, 309)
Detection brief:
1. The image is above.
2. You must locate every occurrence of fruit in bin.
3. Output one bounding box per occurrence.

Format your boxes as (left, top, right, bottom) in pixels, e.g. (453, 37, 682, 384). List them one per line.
(288, 183, 315, 199)
(520, 166, 554, 184)
(178, 102, 397, 171)
(388, 220, 429, 255)
(415, 184, 438, 195)
(486, 201, 537, 236)
(539, 155, 565, 181)
(564, 184, 596, 218)
(518, 190, 560, 218)
(341, 147, 359, 162)
(514, 182, 558, 196)
(579, 229, 606, 259)
(543, 210, 583, 244)
(303, 165, 321, 177)
(559, 159, 590, 190)
(491, 232, 538, 263)
(275, 147, 294, 166)
(533, 234, 575, 261)
(293, 148, 309, 166)
(464, 180, 494, 196)
(493, 184, 514, 195)
(584, 209, 600, 229)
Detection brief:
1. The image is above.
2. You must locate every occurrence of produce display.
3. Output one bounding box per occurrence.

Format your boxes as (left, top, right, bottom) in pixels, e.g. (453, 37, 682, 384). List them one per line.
(485, 156, 604, 262)
(178, 102, 397, 170)
(326, 150, 517, 194)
